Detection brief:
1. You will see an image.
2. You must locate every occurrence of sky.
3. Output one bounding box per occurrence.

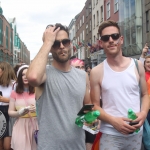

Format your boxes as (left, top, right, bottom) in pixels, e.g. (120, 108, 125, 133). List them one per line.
(1, 0, 86, 60)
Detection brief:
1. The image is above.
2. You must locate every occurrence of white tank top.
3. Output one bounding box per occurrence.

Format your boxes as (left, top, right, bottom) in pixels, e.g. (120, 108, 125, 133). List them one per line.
(100, 58, 142, 136)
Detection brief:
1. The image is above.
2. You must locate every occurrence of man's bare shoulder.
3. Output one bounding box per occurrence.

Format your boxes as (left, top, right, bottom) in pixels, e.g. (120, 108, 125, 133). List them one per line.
(90, 62, 104, 84)
(91, 62, 103, 74)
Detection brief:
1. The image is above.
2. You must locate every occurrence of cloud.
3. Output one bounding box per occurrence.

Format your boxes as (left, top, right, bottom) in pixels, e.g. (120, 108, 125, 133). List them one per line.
(1, 0, 86, 60)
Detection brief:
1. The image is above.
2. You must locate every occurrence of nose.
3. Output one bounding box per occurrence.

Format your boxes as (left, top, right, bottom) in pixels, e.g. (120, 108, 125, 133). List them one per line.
(108, 36, 113, 42)
(60, 42, 64, 49)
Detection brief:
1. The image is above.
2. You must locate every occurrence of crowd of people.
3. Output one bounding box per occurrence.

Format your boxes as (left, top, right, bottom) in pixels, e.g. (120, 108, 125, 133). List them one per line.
(0, 20, 149, 150)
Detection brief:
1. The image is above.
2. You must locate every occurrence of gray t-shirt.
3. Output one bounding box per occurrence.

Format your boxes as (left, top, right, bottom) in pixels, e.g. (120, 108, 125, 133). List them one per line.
(37, 66, 86, 150)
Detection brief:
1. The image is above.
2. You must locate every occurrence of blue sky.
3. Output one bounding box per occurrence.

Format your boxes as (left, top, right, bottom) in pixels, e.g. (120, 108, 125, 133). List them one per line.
(1, 0, 86, 60)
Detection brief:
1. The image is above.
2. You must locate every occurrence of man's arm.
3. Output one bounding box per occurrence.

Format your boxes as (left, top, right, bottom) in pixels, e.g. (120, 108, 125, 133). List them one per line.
(133, 60, 150, 128)
(26, 26, 60, 87)
(139, 43, 148, 65)
(140, 43, 148, 58)
(83, 73, 92, 105)
(90, 64, 136, 135)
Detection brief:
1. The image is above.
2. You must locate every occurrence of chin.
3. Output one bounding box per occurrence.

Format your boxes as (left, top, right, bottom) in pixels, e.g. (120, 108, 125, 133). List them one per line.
(23, 82, 29, 85)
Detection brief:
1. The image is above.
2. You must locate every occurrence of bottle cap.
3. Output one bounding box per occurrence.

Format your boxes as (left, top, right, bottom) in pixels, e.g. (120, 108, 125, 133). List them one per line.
(128, 109, 133, 114)
(94, 111, 100, 117)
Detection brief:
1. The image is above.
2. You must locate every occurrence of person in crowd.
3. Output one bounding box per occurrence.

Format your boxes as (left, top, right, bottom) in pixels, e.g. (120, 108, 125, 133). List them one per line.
(26, 23, 91, 150)
(71, 58, 85, 70)
(8, 64, 38, 150)
(85, 65, 91, 78)
(71, 58, 97, 150)
(0, 61, 16, 150)
(13, 64, 22, 77)
(139, 44, 150, 125)
(90, 20, 149, 150)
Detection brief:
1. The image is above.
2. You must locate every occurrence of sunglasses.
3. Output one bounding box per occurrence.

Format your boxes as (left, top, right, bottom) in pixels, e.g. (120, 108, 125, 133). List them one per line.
(52, 39, 71, 49)
(75, 66, 85, 69)
(100, 33, 120, 42)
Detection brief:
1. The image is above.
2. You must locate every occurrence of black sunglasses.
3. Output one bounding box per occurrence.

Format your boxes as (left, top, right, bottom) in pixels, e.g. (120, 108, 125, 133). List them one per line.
(52, 39, 71, 49)
(101, 33, 120, 42)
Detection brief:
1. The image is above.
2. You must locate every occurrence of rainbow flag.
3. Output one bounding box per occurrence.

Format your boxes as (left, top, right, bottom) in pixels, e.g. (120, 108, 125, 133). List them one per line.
(92, 132, 102, 150)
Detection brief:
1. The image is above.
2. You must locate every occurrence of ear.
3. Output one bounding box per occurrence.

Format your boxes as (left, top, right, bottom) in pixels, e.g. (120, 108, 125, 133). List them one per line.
(99, 40, 103, 48)
(120, 36, 124, 45)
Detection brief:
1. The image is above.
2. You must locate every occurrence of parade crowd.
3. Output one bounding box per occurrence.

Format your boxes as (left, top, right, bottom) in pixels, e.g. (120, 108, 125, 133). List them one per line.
(0, 20, 150, 150)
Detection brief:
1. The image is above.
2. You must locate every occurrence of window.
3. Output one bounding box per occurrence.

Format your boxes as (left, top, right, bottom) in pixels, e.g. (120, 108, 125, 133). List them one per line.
(86, 8, 88, 17)
(93, 15, 95, 28)
(73, 29, 75, 38)
(78, 24, 79, 30)
(6, 26, 8, 49)
(97, 11, 99, 26)
(10, 31, 13, 52)
(146, 11, 149, 32)
(80, 33, 82, 41)
(90, 20, 92, 31)
(114, 0, 119, 12)
(86, 24, 88, 35)
(107, 2, 110, 19)
(15, 34, 18, 47)
(0, 19, 3, 45)
(0, 50, 3, 61)
(93, 0, 95, 8)
(96, 0, 98, 5)
(101, 6, 103, 21)
(82, 15, 84, 24)
(89, 4, 92, 13)
(80, 20, 82, 27)
(82, 30, 84, 41)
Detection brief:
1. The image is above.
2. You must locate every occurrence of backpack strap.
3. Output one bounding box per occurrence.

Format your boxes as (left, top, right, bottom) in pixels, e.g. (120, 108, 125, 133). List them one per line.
(133, 58, 141, 106)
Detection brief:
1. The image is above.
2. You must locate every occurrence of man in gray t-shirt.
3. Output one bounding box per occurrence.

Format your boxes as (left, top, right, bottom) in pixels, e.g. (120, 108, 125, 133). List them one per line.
(27, 23, 91, 150)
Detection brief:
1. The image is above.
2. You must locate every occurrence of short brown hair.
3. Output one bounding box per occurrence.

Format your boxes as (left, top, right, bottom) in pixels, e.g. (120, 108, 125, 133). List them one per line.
(98, 20, 121, 37)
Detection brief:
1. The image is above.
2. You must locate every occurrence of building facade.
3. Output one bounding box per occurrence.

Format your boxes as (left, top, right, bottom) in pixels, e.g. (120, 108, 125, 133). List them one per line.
(0, 6, 13, 65)
(68, 0, 149, 67)
(142, 0, 150, 47)
(0, 4, 30, 66)
(118, 0, 142, 58)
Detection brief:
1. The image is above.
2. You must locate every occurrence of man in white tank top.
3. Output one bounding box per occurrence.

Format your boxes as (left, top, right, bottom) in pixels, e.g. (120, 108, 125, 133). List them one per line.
(90, 20, 150, 150)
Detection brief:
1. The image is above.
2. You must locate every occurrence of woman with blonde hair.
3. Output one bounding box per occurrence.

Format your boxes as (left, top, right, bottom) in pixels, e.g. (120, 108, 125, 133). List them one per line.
(0, 61, 16, 150)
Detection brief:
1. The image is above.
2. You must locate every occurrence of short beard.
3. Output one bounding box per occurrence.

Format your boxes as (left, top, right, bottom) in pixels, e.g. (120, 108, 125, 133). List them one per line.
(52, 48, 71, 63)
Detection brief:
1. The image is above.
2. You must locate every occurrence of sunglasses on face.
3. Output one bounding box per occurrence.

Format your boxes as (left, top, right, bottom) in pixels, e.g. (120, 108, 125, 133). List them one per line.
(75, 66, 85, 69)
(52, 39, 71, 49)
(100, 33, 120, 42)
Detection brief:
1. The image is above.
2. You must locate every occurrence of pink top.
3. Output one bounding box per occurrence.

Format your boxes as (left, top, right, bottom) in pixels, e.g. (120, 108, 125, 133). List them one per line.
(10, 90, 36, 117)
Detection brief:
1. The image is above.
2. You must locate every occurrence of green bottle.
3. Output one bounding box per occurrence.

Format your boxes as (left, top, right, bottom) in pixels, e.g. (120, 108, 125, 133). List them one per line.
(75, 110, 100, 127)
(128, 109, 140, 133)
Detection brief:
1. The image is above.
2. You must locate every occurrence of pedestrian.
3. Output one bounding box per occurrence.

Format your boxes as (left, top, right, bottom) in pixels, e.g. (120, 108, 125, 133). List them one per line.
(139, 44, 150, 125)
(8, 64, 38, 150)
(85, 65, 91, 78)
(71, 58, 97, 150)
(26, 23, 91, 150)
(0, 61, 16, 150)
(90, 20, 149, 150)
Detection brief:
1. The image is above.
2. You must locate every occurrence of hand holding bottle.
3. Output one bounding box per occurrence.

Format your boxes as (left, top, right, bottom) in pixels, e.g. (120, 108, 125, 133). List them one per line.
(18, 106, 30, 116)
